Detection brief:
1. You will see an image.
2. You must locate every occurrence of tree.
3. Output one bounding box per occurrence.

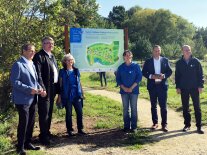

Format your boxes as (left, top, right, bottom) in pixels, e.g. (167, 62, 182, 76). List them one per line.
(108, 6, 127, 28)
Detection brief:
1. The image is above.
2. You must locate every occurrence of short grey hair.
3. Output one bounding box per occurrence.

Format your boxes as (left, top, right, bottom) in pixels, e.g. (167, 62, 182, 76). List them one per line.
(62, 54, 76, 69)
(182, 45, 191, 50)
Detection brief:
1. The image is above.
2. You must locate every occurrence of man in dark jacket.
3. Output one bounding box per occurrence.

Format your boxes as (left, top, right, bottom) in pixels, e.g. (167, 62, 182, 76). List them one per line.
(33, 36, 59, 145)
(175, 45, 204, 134)
(142, 45, 172, 132)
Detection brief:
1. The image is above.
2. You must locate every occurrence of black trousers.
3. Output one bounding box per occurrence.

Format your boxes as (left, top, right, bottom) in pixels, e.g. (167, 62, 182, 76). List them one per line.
(99, 72, 107, 86)
(181, 88, 201, 128)
(149, 84, 168, 126)
(38, 83, 57, 139)
(16, 98, 37, 150)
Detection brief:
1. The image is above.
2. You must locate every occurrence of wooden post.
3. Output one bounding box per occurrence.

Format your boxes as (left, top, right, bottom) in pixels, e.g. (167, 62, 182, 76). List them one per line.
(124, 27, 128, 50)
(64, 24, 69, 54)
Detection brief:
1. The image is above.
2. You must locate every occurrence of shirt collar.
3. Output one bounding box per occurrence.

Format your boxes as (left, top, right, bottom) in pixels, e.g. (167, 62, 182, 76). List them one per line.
(43, 49, 53, 58)
(22, 56, 33, 65)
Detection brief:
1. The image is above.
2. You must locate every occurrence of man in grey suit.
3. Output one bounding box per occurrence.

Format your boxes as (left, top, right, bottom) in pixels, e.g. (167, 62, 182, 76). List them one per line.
(10, 43, 46, 155)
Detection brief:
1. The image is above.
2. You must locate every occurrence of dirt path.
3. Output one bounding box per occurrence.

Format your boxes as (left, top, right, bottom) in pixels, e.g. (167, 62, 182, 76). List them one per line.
(45, 88, 207, 155)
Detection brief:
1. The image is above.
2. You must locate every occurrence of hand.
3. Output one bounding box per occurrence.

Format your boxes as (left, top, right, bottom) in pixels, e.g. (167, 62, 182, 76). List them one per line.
(56, 95, 61, 104)
(198, 88, 203, 93)
(31, 88, 38, 95)
(151, 74, 157, 79)
(176, 88, 181, 94)
(40, 90, 47, 97)
(159, 74, 165, 79)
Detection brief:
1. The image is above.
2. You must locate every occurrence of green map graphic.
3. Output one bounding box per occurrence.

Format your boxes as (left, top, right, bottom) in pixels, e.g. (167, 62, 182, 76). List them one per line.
(87, 41, 119, 66)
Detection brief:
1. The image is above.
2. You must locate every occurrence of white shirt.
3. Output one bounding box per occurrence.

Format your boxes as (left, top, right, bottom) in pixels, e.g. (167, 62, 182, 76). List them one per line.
(44, 50, 58, 83)
(149, 57, 162, 82)
(22, 56, 36, 80)
(153, 57, 161, 75)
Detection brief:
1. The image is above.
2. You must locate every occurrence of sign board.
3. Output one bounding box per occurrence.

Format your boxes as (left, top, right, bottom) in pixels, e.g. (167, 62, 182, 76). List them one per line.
(70, 28, 124, 72)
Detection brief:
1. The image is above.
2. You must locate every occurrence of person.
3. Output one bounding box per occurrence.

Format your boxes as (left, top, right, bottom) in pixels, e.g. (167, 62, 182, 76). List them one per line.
(142, 45, 172, 132)
(116, 50, 142, 133)
(33, 36, 59, 145)
(10, 43, 46, 155)
(175, 45, 204, 134)
(56, 54, 86, 136)
(99, 72, 107, 87)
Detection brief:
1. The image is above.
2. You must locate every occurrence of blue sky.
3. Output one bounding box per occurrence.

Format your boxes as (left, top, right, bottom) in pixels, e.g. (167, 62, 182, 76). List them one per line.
(96, 0, 207, 28)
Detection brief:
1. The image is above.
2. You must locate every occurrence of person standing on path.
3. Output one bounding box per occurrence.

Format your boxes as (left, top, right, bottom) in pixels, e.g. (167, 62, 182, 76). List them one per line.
(142, 45, 172, 132)
(116, 50, 142, 133)
(99, 72, 107, 87)
(175, 45, 204, 134)
(33, 36, 59, 145)
(10, 43, 46, 155)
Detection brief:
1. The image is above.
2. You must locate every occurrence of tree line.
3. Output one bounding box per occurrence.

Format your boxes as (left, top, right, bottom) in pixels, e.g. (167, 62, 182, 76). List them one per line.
(0, 0, 207, 111)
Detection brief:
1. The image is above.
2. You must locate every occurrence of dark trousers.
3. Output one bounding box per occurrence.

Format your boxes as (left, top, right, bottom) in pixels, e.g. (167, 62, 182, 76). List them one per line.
(181, 89, 201, 128)
(99, 72, 107, 86)
(16, 99, 36, 150)
(149, 85, 167, 126)
(38, 83, 57, 139)
(65, 98, 83, 132)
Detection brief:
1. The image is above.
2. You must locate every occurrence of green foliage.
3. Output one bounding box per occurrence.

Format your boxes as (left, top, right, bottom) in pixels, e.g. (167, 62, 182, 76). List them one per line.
(108, 6, 128, 29)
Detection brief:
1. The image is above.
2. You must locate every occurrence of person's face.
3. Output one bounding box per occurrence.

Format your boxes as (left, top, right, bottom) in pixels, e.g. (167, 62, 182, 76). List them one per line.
(65, 58, 74, 67)
(153, 47, 161, 58)
(124, 52, 132, 63)
(43, 39, 54, 52)
(23, 45, 35, 60)
(182, 46, 192, 60)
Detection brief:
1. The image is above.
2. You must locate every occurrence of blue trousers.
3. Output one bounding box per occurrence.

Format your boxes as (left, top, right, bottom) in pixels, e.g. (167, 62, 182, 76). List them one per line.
(121, 94, 138, 129)
(149, 85, 167, 126)
(65, 98, 83, 132)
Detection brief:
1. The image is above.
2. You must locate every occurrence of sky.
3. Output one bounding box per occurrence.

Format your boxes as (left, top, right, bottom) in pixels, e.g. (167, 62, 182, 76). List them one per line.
(96, 0, 207, 28)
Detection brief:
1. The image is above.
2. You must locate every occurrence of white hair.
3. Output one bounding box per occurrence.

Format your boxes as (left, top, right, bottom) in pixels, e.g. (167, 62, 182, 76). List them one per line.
(62, 53, 75, 65)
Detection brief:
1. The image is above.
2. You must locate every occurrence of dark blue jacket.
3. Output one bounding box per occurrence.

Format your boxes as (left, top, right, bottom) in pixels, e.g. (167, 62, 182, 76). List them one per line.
(175, 56, 204, 89)
(59, 68, 83, 106)
(142, 57, 172, 91)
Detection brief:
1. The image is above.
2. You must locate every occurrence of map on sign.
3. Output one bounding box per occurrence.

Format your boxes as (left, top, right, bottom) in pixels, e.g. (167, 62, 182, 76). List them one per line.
(87, 41, 119, 66)
(70, 28, 124, 72)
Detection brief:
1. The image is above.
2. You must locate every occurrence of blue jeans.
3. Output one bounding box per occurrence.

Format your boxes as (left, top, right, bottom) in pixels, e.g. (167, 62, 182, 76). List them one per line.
(65, 98, 83, 132)
(121, 94, 138, 129)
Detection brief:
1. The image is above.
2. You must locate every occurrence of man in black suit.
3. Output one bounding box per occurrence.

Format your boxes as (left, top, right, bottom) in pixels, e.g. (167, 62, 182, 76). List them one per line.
(33, 37, 59, 145)
(175, 45, 204, 134)
(142, 45, 172, 132)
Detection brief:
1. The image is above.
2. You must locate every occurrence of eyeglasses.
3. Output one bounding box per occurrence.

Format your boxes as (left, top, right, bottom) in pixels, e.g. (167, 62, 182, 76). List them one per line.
(27, 50, 36, 53)
(44, 42, 54, 45)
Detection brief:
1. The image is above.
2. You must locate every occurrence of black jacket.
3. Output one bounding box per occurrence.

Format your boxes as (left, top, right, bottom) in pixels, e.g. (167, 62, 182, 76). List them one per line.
(175, 56, 204, 89)
(33, 49, 59, 99)
(142, 57, 172, 91)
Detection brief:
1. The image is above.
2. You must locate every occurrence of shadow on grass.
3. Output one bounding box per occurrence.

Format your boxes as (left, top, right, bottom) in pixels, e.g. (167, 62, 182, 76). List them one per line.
(30, 128, 153, 152)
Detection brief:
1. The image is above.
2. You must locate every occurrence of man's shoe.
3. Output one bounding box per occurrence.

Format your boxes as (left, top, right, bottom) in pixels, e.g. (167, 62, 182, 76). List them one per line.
(39, 137, 50, 146)
(183, 126, 190, 132)
(25, 143, 41, 150)
(131, 128, 138, 133)
(197, 127, 204, 134)
(78, 129, 87, 135)
(151, 124, 158, 130)
(162, 126, 168, 132)
(17, 149, 27, 155)
(68, 131, 75, 137)
(122, 128, 130, 133)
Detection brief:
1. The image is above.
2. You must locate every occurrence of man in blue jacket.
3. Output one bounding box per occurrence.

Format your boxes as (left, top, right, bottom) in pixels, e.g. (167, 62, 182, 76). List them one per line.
(175, 45, 204, 134)
(10, 43, 46, 155)
(142, 45, 172, 132)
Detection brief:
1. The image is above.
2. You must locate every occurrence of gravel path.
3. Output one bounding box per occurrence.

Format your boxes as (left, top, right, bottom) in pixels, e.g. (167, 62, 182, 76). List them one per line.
(45, 88, 207, 155)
